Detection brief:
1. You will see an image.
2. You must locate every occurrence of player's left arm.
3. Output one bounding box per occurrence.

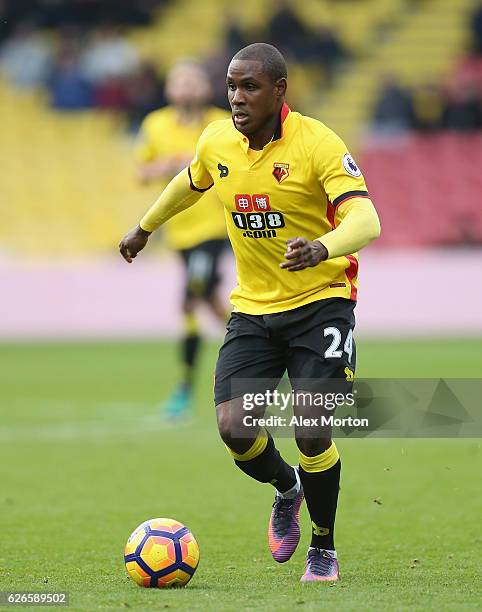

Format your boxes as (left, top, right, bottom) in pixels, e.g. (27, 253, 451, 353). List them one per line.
(281, 130, 380, 271)
(280, 197, 380, 271)
(317, 196, 380, 258)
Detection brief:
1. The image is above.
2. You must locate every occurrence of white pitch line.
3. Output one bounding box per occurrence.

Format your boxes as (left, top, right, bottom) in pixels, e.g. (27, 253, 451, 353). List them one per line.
(0, 411, 195, 442)
(3, 399, 151, 412)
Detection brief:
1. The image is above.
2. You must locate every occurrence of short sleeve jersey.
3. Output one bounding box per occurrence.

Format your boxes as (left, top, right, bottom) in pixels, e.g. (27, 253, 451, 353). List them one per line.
(189, 104, 369, 314)
(136, 106, 228, 251)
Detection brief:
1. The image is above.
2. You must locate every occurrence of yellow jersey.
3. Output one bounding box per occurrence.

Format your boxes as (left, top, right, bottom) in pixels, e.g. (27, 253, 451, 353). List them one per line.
(189, 104, 370, 315)
(136, 106, 229, 250)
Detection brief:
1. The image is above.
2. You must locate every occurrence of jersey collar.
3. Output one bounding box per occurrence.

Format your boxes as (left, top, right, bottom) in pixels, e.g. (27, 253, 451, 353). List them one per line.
(272, 102, 291, 141)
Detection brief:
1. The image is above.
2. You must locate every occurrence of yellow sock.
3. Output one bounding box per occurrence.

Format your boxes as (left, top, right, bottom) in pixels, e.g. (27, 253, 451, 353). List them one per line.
(299, 442, 339, 473)
(226, 428, 268, 461)
(184, 312, 199, 335)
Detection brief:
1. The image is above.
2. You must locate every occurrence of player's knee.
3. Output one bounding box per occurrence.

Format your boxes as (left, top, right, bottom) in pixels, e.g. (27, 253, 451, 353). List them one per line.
(216, 400, 252, 448)
(216, 402, 233, 444)
(295, 436, 332, 457)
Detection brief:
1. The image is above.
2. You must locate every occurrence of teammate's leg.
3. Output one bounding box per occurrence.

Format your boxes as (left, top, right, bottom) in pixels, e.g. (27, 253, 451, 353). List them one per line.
(181, 297, 201, 388)
(201, 240, 231, 327)
(162, 245, 205, 418)
(162, 296, 200, 418)
(176, 239, 227, 394)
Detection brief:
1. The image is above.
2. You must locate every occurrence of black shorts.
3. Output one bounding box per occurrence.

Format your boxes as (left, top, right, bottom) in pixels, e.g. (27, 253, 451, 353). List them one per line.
(179, 239, 228, 300)
(214, 298, 356, 405)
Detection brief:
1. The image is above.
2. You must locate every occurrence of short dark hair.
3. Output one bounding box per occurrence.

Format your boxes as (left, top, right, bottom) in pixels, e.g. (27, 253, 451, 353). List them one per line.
(232, 43, 287, 82)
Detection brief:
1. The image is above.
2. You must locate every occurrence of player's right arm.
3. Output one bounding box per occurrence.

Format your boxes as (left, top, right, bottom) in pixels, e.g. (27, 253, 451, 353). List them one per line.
(119, 135, 214, 263)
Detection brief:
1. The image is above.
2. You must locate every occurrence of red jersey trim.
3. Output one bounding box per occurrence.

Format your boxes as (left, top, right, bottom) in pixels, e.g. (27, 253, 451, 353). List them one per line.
(345, 255, 358, 301)
(326, 201, 336, 229)
(272, 103, 291, 141)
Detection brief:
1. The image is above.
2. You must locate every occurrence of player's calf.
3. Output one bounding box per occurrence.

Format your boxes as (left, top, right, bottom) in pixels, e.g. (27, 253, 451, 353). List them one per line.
(222, 424, 298, 493)
(297, 442, 341, 561)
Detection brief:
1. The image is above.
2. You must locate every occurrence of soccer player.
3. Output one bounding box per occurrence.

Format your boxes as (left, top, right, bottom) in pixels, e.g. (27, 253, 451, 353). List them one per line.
(136, 60, 230, 418)
(120, 43, 380, 582)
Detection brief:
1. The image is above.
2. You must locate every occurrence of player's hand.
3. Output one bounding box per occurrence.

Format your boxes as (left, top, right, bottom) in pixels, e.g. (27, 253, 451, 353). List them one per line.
(280, 238, 328, 272)
(119, 225, 151, 263)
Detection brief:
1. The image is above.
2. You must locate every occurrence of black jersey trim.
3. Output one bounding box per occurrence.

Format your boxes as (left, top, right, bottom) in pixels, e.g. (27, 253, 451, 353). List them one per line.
(188, 166, 213, 192)
(332, 190, 369, 207)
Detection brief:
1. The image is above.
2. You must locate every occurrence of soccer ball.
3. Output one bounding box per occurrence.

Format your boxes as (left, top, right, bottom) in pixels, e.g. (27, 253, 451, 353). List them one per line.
(124, 518, 200, 588)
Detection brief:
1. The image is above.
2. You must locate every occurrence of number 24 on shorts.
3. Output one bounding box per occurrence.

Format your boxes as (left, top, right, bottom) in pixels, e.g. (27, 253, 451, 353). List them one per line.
(324, 327, 353, 363)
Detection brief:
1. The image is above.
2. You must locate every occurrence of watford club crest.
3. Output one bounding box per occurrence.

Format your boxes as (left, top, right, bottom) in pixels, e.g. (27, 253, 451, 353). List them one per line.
(273, 162, 289, 183)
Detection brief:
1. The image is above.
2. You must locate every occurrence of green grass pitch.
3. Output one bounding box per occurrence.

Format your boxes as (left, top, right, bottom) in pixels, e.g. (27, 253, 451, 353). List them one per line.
(0, 339, 481, 611)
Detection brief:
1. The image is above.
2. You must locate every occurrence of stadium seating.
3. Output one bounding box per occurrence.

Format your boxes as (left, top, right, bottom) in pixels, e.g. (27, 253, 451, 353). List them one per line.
(128, 0, 406, 65)
(0, 79, 157, 255)
(1, 1, 481, 255)
(312, 0, 476, 146)
(360, 132, 482, 247)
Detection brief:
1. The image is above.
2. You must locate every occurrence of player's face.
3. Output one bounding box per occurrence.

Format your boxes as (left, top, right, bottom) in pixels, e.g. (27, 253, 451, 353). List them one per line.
(166, 64, 212, 108)
(227, 60, 286, 136)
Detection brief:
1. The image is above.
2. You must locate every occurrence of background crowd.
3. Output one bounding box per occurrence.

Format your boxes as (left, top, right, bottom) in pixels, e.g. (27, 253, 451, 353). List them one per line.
(372, 1, 482, 133)
(2, 0, 482, 134)
(0, 0, 350, 130)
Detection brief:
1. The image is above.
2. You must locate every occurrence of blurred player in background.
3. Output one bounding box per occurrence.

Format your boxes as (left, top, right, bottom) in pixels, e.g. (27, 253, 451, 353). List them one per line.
(121, 44, 380, 582)
(136, 60, 230, 419)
